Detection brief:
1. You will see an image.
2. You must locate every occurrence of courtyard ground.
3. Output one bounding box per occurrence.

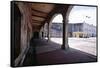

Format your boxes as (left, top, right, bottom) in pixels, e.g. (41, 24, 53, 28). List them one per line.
(50, 37, 97, 56)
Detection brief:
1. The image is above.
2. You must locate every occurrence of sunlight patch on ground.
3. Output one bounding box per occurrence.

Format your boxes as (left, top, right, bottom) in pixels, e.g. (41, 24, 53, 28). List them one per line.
(50, 37, 96, 56)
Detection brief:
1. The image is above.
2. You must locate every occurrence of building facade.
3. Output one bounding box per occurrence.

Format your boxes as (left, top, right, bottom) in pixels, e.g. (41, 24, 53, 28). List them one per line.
(45, 22, 96, 38)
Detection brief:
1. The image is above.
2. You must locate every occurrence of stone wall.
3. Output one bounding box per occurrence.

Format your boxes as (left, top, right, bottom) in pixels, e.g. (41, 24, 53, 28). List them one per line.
(14, 2, 33, 66)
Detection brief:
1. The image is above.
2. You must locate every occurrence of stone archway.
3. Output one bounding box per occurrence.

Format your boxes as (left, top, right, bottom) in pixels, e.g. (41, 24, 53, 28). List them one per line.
(47, 13, 63, 41)
(51, 14, 63, 38)
(45, 6, 73, 50)
(61, 6, 73, 49)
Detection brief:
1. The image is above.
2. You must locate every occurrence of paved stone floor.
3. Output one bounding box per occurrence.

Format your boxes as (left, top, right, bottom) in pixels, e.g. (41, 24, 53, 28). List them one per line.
(37, 40, 96, 65)
(23, 38, 97, 66)
(37, 48, 97, 65)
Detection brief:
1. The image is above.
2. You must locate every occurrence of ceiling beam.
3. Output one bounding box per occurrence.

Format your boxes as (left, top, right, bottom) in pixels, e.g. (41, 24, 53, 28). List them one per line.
(32, 22, 41, 26)
(31, 8, 48, 14)
(32, 16, 45, 21)
(32, 19, 43, 22)
(32, 10, 47, 17)
(32, 14, 46, 19)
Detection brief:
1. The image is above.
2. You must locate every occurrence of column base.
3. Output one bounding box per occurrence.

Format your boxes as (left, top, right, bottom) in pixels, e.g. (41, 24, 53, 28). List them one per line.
(47, 39, 51, 42)
(61, 44, 69, 50)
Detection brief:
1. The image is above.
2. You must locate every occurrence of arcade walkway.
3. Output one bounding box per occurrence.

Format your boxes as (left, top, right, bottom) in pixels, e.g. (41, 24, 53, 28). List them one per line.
(23, 39, 97, 66)
(11, 2, 97, 67)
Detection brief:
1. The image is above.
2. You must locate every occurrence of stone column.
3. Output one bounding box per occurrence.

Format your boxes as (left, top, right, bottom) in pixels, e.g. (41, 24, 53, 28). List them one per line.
(39, 26, 44, 39)
(61, 19, 69, 49)
(42, 25, 45, 39)
(47, 23, 50, 41)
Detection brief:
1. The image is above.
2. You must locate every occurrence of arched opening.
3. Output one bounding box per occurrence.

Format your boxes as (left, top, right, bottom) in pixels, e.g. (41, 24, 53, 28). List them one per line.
(50, 14, 63, 45)
(68, 6, 97, 55)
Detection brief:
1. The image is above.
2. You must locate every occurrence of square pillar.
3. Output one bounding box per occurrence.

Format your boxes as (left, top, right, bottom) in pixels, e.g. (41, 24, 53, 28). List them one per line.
(61, 19, 69, 49)
(42, 26, 45, 39)
(47, 23, 50, 41)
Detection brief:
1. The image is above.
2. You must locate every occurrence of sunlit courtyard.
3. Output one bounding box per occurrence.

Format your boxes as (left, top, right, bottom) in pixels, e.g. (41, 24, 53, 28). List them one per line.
(50, 37, 96, 56)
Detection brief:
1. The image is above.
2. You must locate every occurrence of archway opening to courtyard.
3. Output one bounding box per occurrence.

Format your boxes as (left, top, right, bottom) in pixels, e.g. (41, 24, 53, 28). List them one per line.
(50, 14, 63, 45)
(68, 6, 97, 56)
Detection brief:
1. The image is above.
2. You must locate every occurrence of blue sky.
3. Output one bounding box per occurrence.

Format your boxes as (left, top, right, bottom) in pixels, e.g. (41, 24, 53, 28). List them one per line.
(52, 6, 97, 26)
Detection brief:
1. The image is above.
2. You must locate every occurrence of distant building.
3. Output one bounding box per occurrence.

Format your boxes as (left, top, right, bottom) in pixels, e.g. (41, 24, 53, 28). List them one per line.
(48, 22, 96, 38)
(68, 22, 96, 38)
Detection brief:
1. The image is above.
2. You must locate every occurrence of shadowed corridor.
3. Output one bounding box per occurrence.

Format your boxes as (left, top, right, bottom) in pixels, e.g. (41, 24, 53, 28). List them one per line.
(23, 38, 97, 66)
(11, 2, 97, 67)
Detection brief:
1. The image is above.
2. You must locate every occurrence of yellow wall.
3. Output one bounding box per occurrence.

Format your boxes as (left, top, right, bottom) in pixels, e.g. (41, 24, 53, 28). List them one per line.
(72, 32, 87, 38)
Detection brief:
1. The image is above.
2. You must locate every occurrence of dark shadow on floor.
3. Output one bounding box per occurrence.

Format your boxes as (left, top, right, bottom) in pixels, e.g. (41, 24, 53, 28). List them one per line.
(22, 38, 38, 66)
(22, 38, 97, 66)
